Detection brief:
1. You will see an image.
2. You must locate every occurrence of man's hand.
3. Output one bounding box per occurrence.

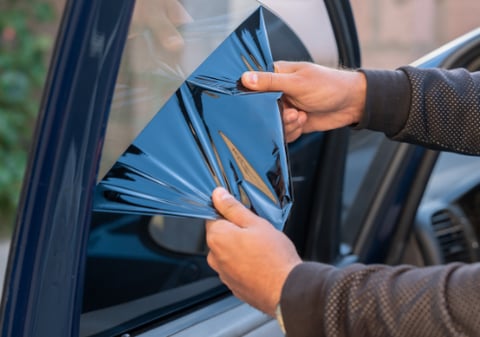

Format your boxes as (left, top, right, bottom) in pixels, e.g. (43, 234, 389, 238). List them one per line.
(206, 187, 302, 316)
(241, 61, 367, 142)
(132, 0, 193, 53)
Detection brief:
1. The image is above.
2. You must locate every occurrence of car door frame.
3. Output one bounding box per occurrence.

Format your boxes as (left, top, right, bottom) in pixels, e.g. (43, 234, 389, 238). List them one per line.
(0, 1, 134, 337)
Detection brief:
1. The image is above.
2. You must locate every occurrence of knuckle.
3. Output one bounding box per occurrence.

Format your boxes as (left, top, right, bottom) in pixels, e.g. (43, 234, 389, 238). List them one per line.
(220, 200, 241, 219)
(222, 200, 238, 214)
(206, 253, 218, 270)
(267, 73, 274, 89)
(205, 223, 219, 246)
(205, 229, 218, 249)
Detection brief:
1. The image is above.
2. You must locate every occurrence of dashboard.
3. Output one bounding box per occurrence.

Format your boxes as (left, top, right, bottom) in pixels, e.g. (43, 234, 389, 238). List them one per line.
(459, 184, 480, 241)
(412, 152, 480, 266)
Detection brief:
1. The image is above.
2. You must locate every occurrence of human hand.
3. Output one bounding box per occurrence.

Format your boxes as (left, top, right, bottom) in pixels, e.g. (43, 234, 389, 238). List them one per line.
(241, 61, 367, 142)
(131, 0, 193, 53)
(206, 187, 302, 316)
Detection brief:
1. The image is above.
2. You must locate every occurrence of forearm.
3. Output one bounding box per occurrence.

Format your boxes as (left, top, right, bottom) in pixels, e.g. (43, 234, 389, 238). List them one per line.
(280, 262, 480, 337)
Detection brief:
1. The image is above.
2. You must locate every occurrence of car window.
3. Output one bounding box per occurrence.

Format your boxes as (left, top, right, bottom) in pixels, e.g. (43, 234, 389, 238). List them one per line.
(80, 1, 338, 336)
(342, 0, 480, 254)
(94, 7, 294, 229)
(341, 129, 385, 242)
(81, 3, 262, 336)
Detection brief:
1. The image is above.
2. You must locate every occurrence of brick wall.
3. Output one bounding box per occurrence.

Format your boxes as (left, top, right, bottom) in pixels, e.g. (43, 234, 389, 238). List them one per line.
(350, 0, 480, 69)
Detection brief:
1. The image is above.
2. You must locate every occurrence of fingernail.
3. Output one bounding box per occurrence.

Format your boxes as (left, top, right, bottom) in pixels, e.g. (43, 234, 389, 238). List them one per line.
(163, 36, 184, 51)
(215, 187, 233, 201)
(245, 72, 258, 86)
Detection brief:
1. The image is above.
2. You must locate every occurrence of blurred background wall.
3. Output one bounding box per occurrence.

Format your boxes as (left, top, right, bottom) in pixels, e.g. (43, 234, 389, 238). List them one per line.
(350, 0, 480, 68)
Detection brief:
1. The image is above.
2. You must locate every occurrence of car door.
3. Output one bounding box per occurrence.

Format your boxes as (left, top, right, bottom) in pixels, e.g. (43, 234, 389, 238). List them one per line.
(1, 1, 480, 337)
(0, 1, 357, 336)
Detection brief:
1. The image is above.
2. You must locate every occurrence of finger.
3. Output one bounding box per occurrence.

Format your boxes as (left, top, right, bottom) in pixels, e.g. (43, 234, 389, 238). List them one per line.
(283, 106, 299, 124)
(155, 21, 185, 52)
(285, 128, 303, 143)
(156, 1, 193, 52)
(205, 218, 238, 241)
(166, 0, 193, 26)
(284, 124, 299, 138)
(283, 118, 301, 139)
(205, 219, 214, 232)
(241, 61, 307, 94)
(297, 110, 308, 126)
(241, 71, 294, 93)
(273, 61, 304, 74)
(242, 59, 305, 92)
(211, 187, 260, 228)
(205, 218, 243, 253)
(206, 251, 219, 272)
(241, 61, 307, 92)
(283, 107, 307, 142)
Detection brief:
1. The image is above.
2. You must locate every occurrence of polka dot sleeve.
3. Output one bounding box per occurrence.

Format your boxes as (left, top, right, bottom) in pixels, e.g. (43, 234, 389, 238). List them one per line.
(281, 262, 480, 337)
(360, 66, 480, 156)
(393, 66, 480, 156)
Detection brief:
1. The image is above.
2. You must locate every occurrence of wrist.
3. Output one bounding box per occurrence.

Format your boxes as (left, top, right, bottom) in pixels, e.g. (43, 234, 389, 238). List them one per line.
(349, 71, 367, 124)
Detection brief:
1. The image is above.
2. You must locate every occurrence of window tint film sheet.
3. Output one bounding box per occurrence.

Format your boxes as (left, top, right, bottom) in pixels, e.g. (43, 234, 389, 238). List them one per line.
(94, 7, 293, 229)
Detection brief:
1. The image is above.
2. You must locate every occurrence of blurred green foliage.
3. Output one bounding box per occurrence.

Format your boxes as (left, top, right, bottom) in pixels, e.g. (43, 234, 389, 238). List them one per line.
(0, 0, 55, 232)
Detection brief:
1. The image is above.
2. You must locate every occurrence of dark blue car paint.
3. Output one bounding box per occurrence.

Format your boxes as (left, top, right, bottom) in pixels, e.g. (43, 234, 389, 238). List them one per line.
(0, 1, 134, 336)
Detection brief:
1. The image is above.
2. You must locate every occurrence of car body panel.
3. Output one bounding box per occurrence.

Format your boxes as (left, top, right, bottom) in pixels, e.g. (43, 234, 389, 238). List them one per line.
(0, 1, 134, 337)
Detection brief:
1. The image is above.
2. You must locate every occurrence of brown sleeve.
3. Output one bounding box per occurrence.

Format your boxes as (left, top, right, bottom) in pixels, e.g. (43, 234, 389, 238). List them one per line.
(280, 262, 480, 337)
(355, 68, 411, 136)
(358, 67, 480, 156)
(391, 67, 480, 155)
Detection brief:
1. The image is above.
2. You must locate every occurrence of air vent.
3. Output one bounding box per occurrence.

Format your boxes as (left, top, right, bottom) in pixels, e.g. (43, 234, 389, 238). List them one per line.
(431, 210, 471, 263)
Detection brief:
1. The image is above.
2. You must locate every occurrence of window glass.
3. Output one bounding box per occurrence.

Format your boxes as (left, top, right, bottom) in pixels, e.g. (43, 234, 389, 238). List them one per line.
(80, 1, 335, 335)
(94, 6, 293, 229)
(81, 2, 261, 336)
(341, 129, 386, 248)
(342, 130, 385, 221)
(99, 0, 260, 178)
(342, 0, 480, 251)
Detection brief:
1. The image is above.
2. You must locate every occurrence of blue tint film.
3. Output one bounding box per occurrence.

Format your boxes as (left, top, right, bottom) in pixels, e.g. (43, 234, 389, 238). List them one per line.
(94, 7, 292, 229)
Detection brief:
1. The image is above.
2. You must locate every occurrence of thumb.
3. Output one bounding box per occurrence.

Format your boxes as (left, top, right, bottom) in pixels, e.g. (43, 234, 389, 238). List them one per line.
(241, 61, 300, 92)
(211, 187, 261, 228)
(241, 71, 289, 92)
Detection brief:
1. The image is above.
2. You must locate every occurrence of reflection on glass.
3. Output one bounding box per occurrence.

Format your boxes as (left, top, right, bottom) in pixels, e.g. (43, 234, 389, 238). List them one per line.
(81, 3, 318, 336)
(101, 1, 260, 175)
(94, 7, 292, 229)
